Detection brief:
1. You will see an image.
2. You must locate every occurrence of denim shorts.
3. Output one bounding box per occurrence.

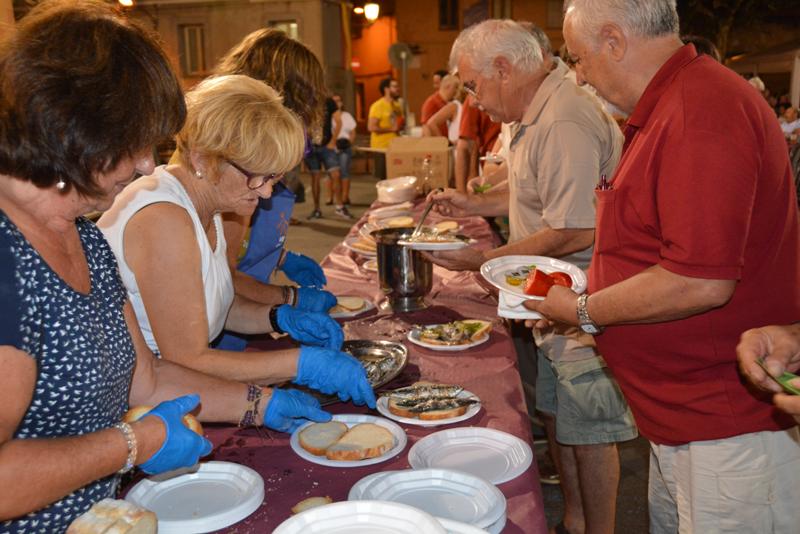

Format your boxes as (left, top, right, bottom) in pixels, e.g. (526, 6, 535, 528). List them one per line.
(337, 147, 352, 179)
(304, 144, 339, 173)
(536, 354, 638, 445)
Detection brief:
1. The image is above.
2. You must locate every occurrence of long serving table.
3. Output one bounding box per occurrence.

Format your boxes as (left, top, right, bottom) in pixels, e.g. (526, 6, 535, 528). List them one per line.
(202, 200, 548, 533)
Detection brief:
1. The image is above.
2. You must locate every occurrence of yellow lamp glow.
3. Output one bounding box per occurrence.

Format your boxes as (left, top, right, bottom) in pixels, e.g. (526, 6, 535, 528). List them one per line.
(353, 6, 364, 14)
(118, 0, 134, 6)
(364, 3, 380, 21)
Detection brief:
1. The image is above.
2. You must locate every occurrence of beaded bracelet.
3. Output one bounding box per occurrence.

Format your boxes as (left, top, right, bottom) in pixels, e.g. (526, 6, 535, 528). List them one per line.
(114, 422, 138, 474)
(281, 285, 291, 305)
(239, 385, 264, 427)
(268, 306, 284, 334)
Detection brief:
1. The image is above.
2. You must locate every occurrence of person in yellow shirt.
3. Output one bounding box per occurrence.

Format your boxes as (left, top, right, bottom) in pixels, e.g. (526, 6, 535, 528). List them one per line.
(368, 77, 403, 179)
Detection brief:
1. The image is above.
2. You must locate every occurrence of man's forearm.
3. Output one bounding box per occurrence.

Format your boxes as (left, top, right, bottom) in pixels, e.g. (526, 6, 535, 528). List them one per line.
(485, 227, 593, 261)
(589, 265, 736, 326)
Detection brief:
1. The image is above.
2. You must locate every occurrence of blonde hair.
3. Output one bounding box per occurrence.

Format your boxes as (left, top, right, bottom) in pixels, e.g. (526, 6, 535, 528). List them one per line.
(173, 74, 304, 177)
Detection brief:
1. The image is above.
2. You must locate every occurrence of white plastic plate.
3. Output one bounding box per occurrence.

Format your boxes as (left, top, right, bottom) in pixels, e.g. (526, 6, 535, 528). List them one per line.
(398, 238, 474, 251)
(496, 291, 543, 320)
(290, 414, 407, 468)
(125, 461, 264, 534)
(407, 326, 490, 352)
(408, 427, 533, 485)
(330, 298, 376, 319)
(348, 468, 506, 530)
(363, 258, 378, 272)
(437, 517, 491, 534)
(376, 389, 482, 427)
(358, 222, 382, 242)
(479, 255, 587, 301)
(273, 500, 446, 534)
(343, 236, 377, 257)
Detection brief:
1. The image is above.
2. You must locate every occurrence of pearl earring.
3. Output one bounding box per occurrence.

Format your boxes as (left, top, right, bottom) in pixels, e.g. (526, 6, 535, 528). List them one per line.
(195, 169, 203, 179)
(56, 178, 67, 191)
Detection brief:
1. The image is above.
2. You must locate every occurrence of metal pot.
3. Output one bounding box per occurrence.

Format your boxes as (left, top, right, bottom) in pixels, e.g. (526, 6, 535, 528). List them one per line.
(373, 227, 433, 312)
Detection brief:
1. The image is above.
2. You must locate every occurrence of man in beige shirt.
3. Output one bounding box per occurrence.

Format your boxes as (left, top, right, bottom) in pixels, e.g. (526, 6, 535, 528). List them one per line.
(429, 20, 636, 534)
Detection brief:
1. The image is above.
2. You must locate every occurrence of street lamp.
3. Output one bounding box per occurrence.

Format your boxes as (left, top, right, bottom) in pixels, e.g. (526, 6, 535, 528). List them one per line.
(364, 3, 380, 22)
(118, 0, 134, 6)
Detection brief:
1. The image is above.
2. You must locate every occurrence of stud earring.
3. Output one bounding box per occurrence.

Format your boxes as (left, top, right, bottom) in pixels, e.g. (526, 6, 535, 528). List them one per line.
(56, 178, 67, 191)
(195, 169, 203, 179)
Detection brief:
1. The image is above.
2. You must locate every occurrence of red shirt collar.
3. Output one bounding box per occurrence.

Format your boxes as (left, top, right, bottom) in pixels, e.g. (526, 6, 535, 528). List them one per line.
(627, 44, 698, 129)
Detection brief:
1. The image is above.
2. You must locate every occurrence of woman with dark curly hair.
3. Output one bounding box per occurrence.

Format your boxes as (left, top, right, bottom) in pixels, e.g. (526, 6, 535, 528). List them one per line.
(214, 29, 336, 352)
(0, 3, 352, 531)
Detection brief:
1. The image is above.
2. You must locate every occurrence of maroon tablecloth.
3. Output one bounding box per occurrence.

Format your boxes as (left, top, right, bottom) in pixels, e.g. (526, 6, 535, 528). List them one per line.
(194, 201, 547, 533)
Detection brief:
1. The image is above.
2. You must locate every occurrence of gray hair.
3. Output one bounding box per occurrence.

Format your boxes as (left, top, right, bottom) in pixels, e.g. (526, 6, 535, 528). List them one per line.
(564, 0, 679, 41)
(449, 19, 543, 77)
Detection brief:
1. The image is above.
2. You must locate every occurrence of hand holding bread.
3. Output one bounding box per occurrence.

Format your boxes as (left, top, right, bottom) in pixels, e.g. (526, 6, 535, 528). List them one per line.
(263, 388, 332, 433)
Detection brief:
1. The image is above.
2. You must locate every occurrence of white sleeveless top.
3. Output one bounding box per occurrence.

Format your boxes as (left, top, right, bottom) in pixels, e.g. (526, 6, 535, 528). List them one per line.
(98, 166, 234, 355)
(448, 100, 463, 144)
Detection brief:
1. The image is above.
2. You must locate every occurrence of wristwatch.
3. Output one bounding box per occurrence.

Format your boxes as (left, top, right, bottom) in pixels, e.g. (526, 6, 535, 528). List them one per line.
(576, 293, 603, 335)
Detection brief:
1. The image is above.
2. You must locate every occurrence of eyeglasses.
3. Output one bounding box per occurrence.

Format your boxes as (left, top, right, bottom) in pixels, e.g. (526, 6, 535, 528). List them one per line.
(462, 79, 478, 98)
(226, 160, 283, 190)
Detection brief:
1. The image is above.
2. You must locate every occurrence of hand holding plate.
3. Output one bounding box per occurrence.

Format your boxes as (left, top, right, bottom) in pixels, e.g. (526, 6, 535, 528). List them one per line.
(421, 247, 485, 271)
(522, 285, 580, 328)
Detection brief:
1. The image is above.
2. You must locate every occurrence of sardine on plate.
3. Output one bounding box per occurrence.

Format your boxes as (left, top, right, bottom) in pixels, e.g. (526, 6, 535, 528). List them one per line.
(397, 397, 479, 413)
(385, 384, 464, 400)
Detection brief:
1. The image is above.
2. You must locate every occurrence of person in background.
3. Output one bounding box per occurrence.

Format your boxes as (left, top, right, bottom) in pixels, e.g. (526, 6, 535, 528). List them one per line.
(98, 76, 373, 404)
(432, 20, 634, 534)
(421, 74, 461, 137)
(432, 68, 449, 91)
(528, 0, 800, 530)
(779, 105, 800, 139)
(328, 93, 357, 206)
(214, 29, 335, 353)
(0, 3, 341, 531)
(304, 96, 351, 220)
(423, 82, 466, 144)
(453, 97, 501, 192)
(681, 34, 721, 62)
(368, 77, 403, 179)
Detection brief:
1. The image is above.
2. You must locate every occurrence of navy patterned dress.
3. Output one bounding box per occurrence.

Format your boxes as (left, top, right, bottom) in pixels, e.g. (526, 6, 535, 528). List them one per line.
(0, 212, 136, 533)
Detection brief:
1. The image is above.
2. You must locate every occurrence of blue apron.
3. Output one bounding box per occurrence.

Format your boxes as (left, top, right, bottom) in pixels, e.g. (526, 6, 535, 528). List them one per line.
(213, 182, 295, 351)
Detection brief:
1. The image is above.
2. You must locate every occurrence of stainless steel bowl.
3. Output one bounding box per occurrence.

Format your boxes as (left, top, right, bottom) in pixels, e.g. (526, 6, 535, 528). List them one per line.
(373, 227, 433, 312)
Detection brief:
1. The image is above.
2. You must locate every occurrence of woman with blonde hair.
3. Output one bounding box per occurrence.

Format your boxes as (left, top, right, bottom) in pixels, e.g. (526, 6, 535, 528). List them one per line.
(98, 75, 374, 402)
(214, 29, 336, 351)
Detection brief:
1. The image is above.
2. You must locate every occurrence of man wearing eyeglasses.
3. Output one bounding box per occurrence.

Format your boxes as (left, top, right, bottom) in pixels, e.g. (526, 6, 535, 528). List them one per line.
(429, 19, 632, 534)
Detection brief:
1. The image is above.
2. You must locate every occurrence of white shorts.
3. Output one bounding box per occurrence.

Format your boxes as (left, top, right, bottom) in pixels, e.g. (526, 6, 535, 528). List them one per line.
(648, 427, 800, 533)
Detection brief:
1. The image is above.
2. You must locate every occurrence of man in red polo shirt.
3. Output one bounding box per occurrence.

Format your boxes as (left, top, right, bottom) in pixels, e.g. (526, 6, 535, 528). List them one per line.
(420, 74, 460, 137)
(454, 96, 501, 192)
(526, 0, 800, 531)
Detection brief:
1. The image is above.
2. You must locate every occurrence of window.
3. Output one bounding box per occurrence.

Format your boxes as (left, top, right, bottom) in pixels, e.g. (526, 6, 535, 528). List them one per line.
(178, 24, 206, 76)
(439, 0, 458, 30)
(547, 0, 565, 29)
(270, 20, 299, 40)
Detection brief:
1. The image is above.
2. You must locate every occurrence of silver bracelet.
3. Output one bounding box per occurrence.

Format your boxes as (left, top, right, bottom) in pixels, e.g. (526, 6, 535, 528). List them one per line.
(114, 422, 138, 474)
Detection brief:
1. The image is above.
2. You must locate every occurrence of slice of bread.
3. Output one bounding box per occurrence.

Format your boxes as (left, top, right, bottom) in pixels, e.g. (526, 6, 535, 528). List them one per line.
(67, 499, 156, 534)
(291, 496, 333, 515)
(434, 220, 459, 233)
(387, 395, 471, 421)
(351, 238, 377, 253)
(298, 421, 348, 456)
(466, 319, 492, 340)
(336, 296, 365, 311)
(324, 423, 394, 461)
(384, 216, 414, 228)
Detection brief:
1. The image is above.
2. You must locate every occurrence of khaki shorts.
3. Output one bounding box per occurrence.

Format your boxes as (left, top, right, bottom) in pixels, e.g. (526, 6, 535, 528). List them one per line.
(536, 355, 638, 445)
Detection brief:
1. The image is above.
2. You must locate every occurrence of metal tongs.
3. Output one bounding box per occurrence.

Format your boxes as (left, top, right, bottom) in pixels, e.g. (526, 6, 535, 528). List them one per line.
(411, 188, 444, 239)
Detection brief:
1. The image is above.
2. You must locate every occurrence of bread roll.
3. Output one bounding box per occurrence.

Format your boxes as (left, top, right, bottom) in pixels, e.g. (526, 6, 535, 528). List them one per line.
(298, 421, 348, 456)
(67, 499, 156, 534)
(335, 296, 365, 311)
(384, 216, 414, 228)
(324, 423, 394, 461)
(291, 496, 333, 514)
(123, 405, 203, 436)
(434, 220, 459, 233)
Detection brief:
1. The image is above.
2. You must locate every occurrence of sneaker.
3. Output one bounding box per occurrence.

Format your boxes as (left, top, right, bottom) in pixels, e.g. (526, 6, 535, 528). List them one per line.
(307, 209, 322, 220)
(334, 206, 354, 220)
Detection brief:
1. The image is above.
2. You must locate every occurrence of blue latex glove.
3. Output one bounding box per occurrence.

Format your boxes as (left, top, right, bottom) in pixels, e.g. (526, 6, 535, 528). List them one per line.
(276, 305, 343, 350)
(293, 346, 377, 408)
(138, 394, 212, 475)
(295, 287, 337, 313)
(281, 251, 326, 288)
(263, 388, 332, 433)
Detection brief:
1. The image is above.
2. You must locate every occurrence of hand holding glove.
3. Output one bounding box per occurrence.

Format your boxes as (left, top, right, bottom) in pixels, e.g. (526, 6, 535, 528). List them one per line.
(294, 346, 376, 408)
(276, 305, 343, 349)
(263, 388, 332, 433)
(138, 394, 212, 475)
(281, 251, 326, 288)
(295, 287, 337, 313)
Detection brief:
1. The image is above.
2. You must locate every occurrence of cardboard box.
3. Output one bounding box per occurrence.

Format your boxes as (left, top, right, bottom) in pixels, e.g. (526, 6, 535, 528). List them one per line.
(386, 137, 449, 190)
